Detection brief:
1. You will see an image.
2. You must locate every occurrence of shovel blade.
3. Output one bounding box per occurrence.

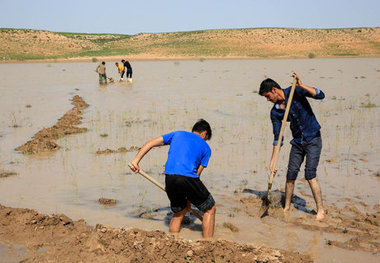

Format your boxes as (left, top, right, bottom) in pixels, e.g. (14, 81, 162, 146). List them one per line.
(259, 205, 269, 218)
(258, 192, 270, 218)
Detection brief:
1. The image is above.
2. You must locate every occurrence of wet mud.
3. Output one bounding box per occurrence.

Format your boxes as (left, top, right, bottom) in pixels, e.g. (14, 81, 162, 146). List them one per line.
(239, 191, 380, 254)
(96, 146, 140, 154)
(98, 197, 117, 206)
(0, 170, 17, 178)
(15, 95, 89, 154)
(0, 204, 311, 262)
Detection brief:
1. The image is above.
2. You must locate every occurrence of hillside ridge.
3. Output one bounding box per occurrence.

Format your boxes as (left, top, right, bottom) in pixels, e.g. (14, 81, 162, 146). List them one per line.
(1, 27, 379, 61)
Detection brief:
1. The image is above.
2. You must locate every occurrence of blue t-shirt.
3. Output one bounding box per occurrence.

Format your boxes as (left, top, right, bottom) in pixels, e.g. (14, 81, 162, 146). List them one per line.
(162, 131, 211, 178)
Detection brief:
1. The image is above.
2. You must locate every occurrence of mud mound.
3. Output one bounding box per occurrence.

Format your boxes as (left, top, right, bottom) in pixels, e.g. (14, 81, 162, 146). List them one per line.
(98, 197, 117, 206)
(15, 95, 89, 154)
(0, 170, 17, 178)
(0, 204, 311, 262)
(96, 146, 140, 154)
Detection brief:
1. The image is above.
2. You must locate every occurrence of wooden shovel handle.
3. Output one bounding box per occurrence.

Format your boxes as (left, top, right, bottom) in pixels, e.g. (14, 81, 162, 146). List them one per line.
(268, 76, 297, 186)
(128, 163, 203, 221)
(129, 163, 166, 191)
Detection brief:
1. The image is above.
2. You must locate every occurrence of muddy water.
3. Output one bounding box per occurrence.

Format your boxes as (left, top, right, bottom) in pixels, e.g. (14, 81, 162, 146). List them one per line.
(0, 58, 379, 262)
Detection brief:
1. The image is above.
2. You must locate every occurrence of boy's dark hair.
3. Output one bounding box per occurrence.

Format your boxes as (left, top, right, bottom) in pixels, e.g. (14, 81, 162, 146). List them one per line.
(102, 61, 105, 65)
(259, 78, 281, 95)
(192, 119, 212, 140)
(121, 59, 125, 63)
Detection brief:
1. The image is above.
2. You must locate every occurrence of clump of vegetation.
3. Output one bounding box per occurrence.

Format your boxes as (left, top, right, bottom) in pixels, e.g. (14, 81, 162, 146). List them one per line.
(361, 102, 377, 108)
(361, 94, 377, 108)
(308, 53, 316, 59)
(0, 170, 17, 178)
(92, 57, 98, 62)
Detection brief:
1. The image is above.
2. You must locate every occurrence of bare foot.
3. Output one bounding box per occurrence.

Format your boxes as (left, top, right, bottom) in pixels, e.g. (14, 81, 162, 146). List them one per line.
(283, 207, 290, 212)
(316, 211, 325, 221)
(283, 209, 290, 222)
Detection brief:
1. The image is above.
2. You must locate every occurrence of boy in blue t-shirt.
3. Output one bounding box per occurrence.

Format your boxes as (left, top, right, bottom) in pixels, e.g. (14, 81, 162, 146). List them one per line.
(129, 119, 216, 238)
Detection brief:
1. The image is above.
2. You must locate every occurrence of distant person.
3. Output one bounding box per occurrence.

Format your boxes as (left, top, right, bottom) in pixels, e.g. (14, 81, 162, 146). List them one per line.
(129, 119, 216, 238)
(95, 61, 107, 84)
(115, 62, 125, 81)
(121, 59, 133, 82)
(259, 72, 325, 220)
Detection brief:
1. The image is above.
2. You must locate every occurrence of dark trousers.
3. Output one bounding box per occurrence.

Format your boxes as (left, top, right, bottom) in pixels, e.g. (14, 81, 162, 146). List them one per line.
(126, 69, 132, 78)
(286, 135, 322, 180)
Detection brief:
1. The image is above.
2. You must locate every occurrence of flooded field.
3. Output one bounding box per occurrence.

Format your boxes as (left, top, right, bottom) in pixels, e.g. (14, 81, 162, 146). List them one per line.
(0, 58, 379, 262)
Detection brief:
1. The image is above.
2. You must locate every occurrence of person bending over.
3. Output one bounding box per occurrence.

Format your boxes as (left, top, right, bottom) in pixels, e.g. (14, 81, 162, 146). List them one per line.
(129, 119, 216, 237)
(259, 72, 325, 220)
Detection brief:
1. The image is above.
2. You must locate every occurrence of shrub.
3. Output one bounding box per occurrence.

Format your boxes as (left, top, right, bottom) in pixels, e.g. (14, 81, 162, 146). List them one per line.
(308, 53, 316, 59)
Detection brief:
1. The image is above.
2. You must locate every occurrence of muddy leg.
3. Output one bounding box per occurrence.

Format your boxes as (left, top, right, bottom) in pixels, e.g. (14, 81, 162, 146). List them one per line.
(169, 208, 188, 233)
(202, 205, 216, 238)
(307, 178, 325, 220)
(284, 179, 295, 211)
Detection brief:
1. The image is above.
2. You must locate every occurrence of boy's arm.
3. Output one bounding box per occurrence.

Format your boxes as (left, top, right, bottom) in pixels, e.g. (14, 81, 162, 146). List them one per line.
(293, 72, 325, 99)
(130, 136, 164, 173)
(270, 111, 282, 174)
(197, 165, 205, 177)
(269, 145, 280, 175)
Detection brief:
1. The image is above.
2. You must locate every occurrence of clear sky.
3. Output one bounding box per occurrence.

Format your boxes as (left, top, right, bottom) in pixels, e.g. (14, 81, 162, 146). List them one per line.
(1, 0, 379, 35)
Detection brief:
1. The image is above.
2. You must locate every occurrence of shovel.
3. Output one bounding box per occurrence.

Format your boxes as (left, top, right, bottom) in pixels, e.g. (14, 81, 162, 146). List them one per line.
(128, 163, 203, 221)
(259, 75, 297, 218)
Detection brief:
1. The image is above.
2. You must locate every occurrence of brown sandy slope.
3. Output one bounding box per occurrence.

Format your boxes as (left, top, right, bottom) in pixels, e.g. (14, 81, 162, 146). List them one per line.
(0, 29, 99, 60)
(0, 27, 379, 61)
(0, 204, 311, 262)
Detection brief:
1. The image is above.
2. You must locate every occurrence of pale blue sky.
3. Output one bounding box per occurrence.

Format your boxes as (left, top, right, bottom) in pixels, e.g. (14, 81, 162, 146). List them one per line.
(1, 0, 379, 35)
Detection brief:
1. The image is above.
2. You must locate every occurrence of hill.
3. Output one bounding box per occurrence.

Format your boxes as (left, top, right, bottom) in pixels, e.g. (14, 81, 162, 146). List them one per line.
(0, 27, 379, 61)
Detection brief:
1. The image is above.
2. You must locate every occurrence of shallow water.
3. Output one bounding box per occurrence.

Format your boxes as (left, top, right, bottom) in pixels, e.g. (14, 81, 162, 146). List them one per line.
(0, 58, 379, 262)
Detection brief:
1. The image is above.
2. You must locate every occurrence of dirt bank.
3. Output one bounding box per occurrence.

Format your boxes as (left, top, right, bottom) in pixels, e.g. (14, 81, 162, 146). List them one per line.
(0, 204, 311, 262)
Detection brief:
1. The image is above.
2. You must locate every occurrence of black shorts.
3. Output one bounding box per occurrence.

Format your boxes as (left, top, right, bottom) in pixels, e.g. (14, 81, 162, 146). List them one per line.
(165, 174, 215, 213)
